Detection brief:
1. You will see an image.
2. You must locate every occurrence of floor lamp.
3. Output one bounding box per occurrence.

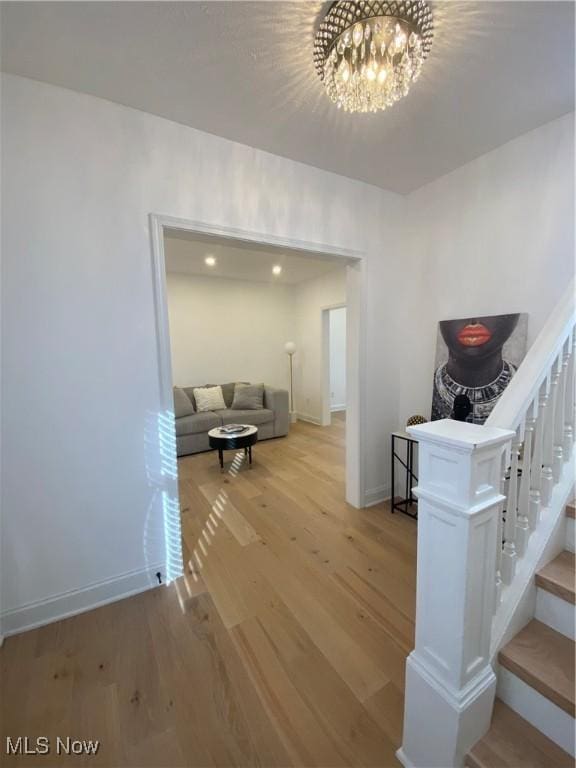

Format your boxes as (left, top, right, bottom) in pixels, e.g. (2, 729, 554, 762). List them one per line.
(284, 341, 297, 423)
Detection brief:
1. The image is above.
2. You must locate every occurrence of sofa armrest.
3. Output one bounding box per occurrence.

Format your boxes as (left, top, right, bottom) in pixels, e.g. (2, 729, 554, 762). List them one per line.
(264, 386, 290, 436)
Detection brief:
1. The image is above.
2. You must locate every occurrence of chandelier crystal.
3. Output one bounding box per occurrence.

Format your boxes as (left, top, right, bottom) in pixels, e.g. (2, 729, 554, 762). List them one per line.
(313, 1, 433, 114)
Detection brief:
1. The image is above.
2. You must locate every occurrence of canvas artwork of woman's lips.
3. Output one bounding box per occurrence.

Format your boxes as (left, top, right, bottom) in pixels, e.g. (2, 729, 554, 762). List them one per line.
(457, 323, 493, 347)
(432, 312, 526, 424)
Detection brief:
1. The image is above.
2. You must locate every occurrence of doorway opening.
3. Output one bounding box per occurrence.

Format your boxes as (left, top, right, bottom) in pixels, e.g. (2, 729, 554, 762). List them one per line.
(321, 305, 347, 427)
(149, 214, 366, 582)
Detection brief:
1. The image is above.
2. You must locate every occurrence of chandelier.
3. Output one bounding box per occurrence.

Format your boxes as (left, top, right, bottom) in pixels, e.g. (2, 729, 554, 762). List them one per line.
(313, 1, 433, 113)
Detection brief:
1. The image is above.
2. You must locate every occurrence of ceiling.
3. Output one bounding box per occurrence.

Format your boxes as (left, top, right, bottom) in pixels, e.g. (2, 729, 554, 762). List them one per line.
(1, 2, 573, 194)
(164, 229, 345, 284)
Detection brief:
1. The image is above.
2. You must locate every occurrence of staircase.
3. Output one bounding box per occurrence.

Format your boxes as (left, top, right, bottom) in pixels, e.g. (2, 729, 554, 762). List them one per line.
(467, 502, 575, 766)
(397, 283, 576, 768)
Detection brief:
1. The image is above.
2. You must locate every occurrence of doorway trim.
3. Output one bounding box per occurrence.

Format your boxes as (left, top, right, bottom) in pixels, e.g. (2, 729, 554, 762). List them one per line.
(149, 213, 367, 530)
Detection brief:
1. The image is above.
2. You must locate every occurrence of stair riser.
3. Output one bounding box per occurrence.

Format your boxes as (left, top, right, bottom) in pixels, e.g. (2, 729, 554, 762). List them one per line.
(535, 587, 575, 640)
(497, 667, 575, 757)
(566, 516, 575, 554)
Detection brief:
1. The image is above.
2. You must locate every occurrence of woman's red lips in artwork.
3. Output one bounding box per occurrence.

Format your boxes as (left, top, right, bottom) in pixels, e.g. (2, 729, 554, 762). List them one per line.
(457, 323, 492, 347)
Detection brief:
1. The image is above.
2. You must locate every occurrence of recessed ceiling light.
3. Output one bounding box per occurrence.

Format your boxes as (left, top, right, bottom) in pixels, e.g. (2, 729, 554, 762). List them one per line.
(205, 255, 216, 267)
(272, 265, 282, 275)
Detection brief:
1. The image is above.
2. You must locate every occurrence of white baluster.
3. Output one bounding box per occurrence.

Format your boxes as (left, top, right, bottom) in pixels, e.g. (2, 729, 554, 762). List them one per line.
(516, 421, 531, 557)
(501, 434, 520, 583)
(541, 369, 556, 507)
(529, 390, 545, 530)
(494, 453, 506, 610)
(553, 351, 566, 481)
(564, 331, 575, 459)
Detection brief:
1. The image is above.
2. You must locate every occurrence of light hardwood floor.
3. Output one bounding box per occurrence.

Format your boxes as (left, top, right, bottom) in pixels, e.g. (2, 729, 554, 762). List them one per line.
(1, 414, 417, 767)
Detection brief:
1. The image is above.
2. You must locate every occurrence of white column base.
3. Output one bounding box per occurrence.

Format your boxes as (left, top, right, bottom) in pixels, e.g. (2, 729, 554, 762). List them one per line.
(563, 426, 573, 459)
(553, 447, 564, 481)
(528, 492, 541, 530)
(400, 654, 497, 768)
(289, 411, 298, 424)
(501, 547, 517, 585)
(396, 747, 417, 768)
(541, 467, 554, 507)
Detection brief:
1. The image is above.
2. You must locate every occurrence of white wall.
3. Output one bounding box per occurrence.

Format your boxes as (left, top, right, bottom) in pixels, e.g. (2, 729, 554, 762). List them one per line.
(397, 112, 575, 426)
(1, 74, 406, 633)
(1, 73, 572, 634)
(329, 307, 346, 411)
(166, 272, 295, 390)
(293, 268, 346, 423)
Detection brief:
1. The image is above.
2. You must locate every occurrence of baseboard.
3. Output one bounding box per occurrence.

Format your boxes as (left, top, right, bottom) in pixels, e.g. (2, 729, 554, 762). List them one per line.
(296, 412, 323, 426)
(330, 404, 346, 412)
(0, 563, 165, 638)
(364, 484, 391, 507)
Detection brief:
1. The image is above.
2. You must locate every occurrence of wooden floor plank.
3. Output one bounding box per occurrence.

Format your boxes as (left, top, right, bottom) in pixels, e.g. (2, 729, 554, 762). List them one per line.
(364, 682, 405, 751)
(199, 481, 261, 546)
(232, 612, 351, 767)
(1, 415, 416, 767)
(252, 600, 401, 767)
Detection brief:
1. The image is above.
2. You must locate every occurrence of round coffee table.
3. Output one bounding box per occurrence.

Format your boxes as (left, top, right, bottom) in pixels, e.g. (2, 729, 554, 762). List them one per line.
(208, 425, 258, 470)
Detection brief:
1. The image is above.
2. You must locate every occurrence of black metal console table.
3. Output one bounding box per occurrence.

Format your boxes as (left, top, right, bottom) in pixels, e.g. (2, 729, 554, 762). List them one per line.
(390, 431, 418, 519)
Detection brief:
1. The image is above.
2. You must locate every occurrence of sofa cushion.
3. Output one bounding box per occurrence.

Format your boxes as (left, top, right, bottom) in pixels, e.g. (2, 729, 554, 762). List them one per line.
(194, 385, 227, 412)
(183, 385, 214, 410)
(183, 386, 198, 410)
(220, 382, 238, 408)
(175, 412, 221, 437)
(219, 408, 274, 427)
(183, 383, 248, 409)
(173, 386, 195, 418)
(200, 383, 237, 408)
(232, 383, 264, 410)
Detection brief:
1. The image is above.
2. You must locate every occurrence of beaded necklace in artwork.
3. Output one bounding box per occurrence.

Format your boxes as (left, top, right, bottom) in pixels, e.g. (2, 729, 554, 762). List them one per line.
(433, 360, 516, 424)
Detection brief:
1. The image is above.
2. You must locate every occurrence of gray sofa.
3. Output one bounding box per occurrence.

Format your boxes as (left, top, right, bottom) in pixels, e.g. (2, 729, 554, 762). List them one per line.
(174, 382, 290, 457)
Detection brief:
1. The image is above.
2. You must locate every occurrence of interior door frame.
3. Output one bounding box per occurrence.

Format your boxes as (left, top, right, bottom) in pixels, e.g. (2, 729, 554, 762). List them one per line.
(149, 213, 367, 576)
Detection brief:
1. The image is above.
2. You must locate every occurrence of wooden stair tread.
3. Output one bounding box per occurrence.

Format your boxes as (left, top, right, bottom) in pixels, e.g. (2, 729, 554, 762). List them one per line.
(466, 699, 573, 768)
(499, 619, 575, 717)
(567, 503, 575, 519)
(536, 551, 575, 604)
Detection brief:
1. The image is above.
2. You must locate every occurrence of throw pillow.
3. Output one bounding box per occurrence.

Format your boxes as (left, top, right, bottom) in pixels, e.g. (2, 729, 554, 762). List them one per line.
(193, 385, 227, 412)
(220, 382, 237, 408)
(173, 386, 195, 418)
(183, 386, 197, 409)
(231, 383, 264, 410)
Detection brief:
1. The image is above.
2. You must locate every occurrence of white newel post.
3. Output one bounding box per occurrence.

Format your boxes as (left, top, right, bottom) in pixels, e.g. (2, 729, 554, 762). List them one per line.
(397, 420, 514, 768)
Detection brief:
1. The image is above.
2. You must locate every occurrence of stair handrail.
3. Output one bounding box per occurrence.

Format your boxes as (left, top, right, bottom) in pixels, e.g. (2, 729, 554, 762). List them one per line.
(487, 281, 575, 432)
(487, 280, 576, 653)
